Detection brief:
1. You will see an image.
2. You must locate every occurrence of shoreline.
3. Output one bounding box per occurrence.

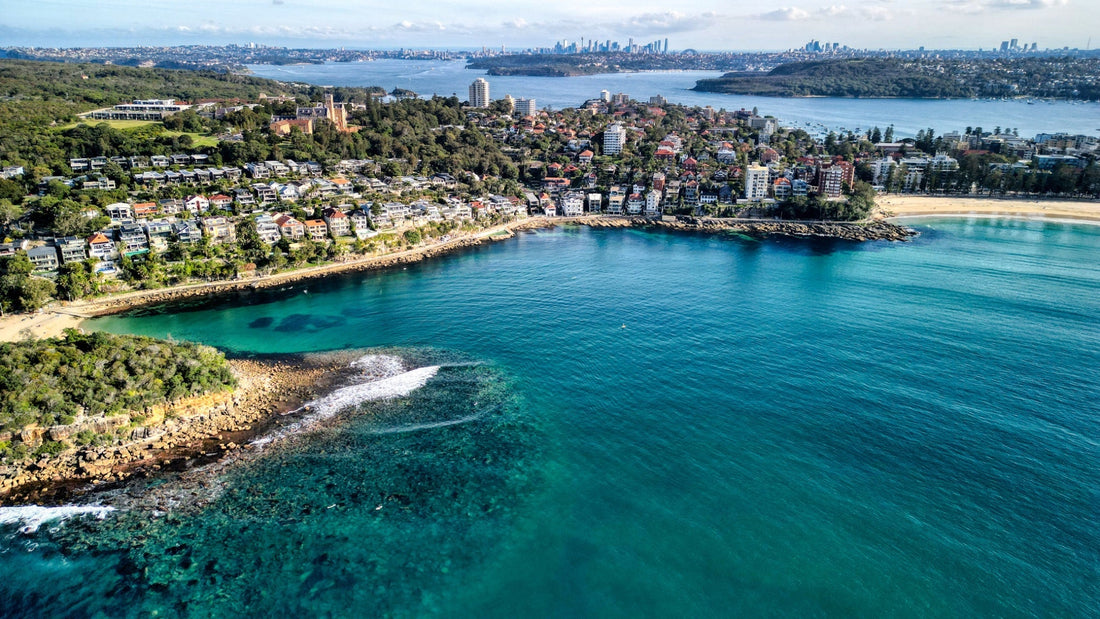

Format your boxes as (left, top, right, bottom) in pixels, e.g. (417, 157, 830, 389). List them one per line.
(0, 215, 914, 340)
(0, 353, 353, 506)
(0, 218, 550, 342)
(876, 195, 1100, 223)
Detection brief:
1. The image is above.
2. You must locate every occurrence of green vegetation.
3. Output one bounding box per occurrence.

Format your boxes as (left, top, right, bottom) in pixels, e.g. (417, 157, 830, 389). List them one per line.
(693, 57, 1100, 100)
(0, 330, 236, 436)
(694, 59, 973, 98)
(57, 119, 161, 131)
(0, 252, 56, 313)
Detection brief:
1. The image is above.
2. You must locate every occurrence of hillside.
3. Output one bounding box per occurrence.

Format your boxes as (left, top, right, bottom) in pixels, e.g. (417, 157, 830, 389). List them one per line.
(692, 58, 974, 98)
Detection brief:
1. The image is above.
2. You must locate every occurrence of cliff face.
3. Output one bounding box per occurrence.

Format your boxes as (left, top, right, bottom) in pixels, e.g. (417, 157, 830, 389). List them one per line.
(0, 358, 332, 505)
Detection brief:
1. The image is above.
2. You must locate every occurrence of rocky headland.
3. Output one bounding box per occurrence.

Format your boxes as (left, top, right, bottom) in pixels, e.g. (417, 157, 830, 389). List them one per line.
(0, 355, 349, 505)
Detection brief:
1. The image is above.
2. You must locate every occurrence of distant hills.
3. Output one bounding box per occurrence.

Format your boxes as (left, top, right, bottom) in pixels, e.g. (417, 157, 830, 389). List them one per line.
(693, 58, 1100, 100)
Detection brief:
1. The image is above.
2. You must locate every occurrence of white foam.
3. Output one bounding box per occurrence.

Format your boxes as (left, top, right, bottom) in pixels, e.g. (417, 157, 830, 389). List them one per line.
(251, 354, 440, 448)
(369, 412, 483, 435)
(0, 505, 114, 534)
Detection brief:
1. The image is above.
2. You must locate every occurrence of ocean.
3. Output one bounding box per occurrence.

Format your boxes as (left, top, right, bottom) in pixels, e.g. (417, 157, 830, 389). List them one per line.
(1, 219, 1097, 617)
(246, 59, 1100, 138)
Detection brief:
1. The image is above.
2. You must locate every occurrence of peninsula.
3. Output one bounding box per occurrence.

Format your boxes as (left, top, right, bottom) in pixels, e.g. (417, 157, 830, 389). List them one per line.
(692, 57, 1100, 100)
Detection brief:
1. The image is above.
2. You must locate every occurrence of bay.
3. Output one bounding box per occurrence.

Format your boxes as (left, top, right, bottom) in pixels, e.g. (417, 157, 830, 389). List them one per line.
(247, 59, 1100, 138)
(3, 219, 1097, 617)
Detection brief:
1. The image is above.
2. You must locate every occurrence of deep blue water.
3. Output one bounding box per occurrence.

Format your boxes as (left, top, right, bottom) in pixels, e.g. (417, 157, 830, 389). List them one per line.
(247, 59, 1100, 138)
(3, 219, 1099, 617)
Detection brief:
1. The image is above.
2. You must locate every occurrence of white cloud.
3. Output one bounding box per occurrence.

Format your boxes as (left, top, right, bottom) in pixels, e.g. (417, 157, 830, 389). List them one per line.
(863, 6, 893, 20)
(758, 7, 812, 21)
(943, 0, 1068, 12)
(754, 5, 854, 21)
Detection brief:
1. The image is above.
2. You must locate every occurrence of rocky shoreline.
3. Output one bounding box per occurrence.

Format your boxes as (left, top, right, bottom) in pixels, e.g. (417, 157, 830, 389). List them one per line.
(42, 216, 910, 323)
(0, 355, 351, 506)
(571, 215, 917, 241)
(0, 215, 911, 505)
(62, 220, 547, 319)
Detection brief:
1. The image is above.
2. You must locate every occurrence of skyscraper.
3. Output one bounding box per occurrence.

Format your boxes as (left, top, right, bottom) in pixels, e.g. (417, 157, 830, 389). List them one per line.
(469, 78, 490, 108)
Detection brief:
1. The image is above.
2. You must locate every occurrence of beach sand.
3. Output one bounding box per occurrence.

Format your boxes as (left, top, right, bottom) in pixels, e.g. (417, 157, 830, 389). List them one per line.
(0, 311, 85, 343)
(876, 195, 1100, 222)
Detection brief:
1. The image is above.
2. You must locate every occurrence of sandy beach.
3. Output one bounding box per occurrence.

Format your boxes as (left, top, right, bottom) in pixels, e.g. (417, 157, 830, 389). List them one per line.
(876, 195, 1100, 222)
(0, 311, 86, 342)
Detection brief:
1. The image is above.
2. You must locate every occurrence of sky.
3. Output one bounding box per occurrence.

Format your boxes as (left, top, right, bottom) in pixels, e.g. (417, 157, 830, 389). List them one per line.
(1, 0, 1095, 51)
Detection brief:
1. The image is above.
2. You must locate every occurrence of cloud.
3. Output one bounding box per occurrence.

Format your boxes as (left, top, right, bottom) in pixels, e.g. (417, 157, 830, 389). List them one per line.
(754, 5, 852, 21)
(943, 0, 1068, 12)
(758, 7, 812, 21)
(619, 11, 722, 35)
(990, 0, 1068, 7)
(862, 6, 893, 20)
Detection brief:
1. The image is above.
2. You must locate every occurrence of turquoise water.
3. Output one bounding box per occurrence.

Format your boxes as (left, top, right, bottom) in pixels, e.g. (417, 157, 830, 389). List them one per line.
(4, 219, 1100, 616)
(247, 59, 1100, 138)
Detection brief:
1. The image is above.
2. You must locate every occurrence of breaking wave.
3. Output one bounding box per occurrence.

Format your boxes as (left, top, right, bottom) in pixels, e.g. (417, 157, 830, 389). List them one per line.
(251, 354, 440, 448)
(0, 505, 114, 534)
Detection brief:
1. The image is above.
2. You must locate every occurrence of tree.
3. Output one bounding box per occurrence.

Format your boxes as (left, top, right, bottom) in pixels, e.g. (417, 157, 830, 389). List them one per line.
(56, 261, 95, 301)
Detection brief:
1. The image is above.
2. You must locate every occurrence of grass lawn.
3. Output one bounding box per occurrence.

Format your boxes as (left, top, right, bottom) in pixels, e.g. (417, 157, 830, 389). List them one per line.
(55, 121, 220, 147)
(162, 131, 220, 147)
(58, 119, 161, 130)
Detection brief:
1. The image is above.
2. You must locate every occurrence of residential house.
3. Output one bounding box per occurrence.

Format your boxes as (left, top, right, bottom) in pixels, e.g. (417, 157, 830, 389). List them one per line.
(542, 177, 570, 191)
(27, 245, 60, 272)
(304, 219, 328, 241)
(559, 192, 585, 217)
(233, 188, 256, 207)
(133, 201, 158, 219)
(683, 180, 700, 205)
(87, 232, 116, 260)
(209, 194, 233, 209)
(274, 214, 306, 240)
(55, 237, 87, 264)
(202, 216, 236, 245)
(626, 193, 645, 215)
(252, 184, 278, 204)
(159, 198, 184, 215)
(245, 162, 270, 179)
(106, 202, 133, 221)
(117, 224, 150, 256)
(348, 208, 371, 235)
(173, 221, 203, 244)
(586, 193, 602, 213)
(254, 215, 282, 245)
(322, 207, 351, 237)
(645, 191, 662, 217)
(264, 160, 290, 177)
(144, 221, 173, 251)
(185, 195, 210, 214)
(773, 178, 793, 201)
(331, 177, 354, 194)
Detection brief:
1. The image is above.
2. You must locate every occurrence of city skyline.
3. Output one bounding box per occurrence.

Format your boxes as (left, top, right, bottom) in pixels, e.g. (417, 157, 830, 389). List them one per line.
(2, 0, 1094, 51)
